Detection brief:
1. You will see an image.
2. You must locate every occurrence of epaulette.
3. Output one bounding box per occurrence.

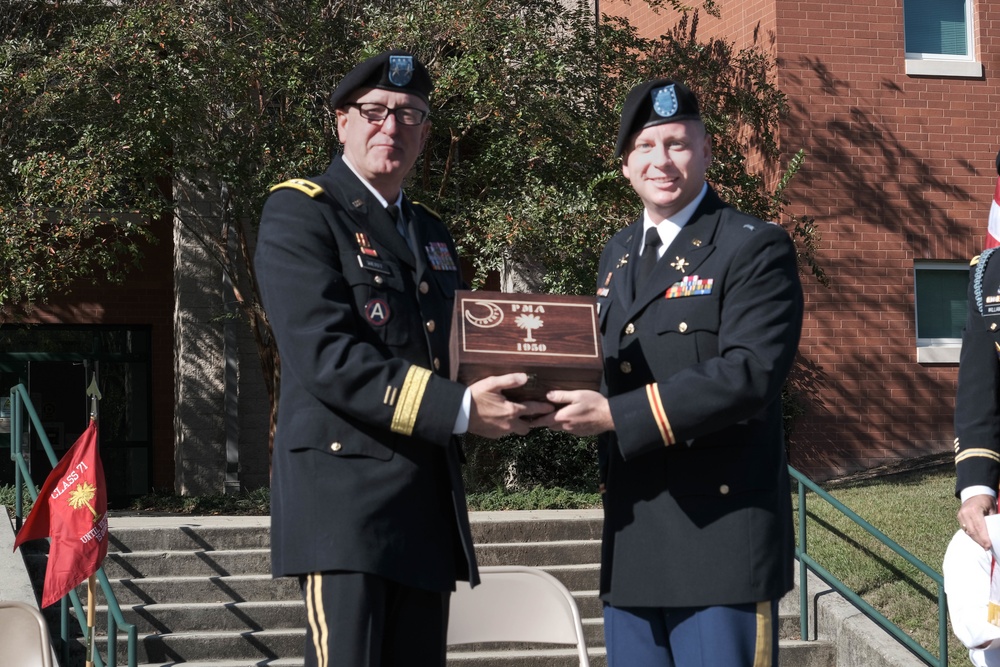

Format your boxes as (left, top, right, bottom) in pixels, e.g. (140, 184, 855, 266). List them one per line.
(411, 201, 441, 220)
(269, 179, 324, 198)
(973, 247, 999, 314)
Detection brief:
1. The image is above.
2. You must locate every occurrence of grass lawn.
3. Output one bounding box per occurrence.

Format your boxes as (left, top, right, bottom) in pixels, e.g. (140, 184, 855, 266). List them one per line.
(798, 463, 964, 667)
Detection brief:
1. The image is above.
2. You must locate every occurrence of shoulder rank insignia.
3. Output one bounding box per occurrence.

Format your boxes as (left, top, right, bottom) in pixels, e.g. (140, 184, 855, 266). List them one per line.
(269, 178, 324, 197)
(411, 201, 442, 220)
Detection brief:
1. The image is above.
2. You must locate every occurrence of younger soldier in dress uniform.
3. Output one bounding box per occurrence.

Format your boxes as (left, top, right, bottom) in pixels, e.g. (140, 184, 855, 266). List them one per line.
(955, 238, 1000, 552)
(254, 50, 552, 667)
(534, 79, 803, 666)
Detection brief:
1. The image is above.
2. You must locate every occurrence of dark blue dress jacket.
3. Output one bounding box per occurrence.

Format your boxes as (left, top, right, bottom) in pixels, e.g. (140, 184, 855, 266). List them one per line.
(255, 155, 477, 592)
(596, 188, 803, 607)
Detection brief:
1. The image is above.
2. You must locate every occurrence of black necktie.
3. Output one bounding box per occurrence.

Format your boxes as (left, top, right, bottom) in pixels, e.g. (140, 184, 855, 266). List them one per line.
(635, 226, 662, 294)
(386, 205, 411, 249)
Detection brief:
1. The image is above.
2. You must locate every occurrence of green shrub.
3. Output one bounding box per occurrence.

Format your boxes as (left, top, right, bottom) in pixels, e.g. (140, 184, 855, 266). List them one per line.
(0, 483, 36, 516)
(128, 487, 270, 515)
(467, 486, 600, 511)
(462, 430, 599, 494)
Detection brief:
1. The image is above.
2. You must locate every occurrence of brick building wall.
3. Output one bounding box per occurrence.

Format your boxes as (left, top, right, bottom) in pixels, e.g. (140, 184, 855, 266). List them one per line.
(600, 0, 1000, 479)
(25, 213, 176, 491)
(19, 184, 272, 498)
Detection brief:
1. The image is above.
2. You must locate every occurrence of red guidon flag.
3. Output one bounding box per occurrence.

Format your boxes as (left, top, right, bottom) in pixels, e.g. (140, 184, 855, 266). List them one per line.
(13, 420, 109, 607)
(987, 176, 1000, 249)
(988, 150, 1000, 249)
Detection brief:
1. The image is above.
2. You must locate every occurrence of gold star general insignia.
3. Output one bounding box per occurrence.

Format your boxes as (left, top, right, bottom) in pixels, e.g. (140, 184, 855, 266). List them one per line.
(670, 256, 689, 273)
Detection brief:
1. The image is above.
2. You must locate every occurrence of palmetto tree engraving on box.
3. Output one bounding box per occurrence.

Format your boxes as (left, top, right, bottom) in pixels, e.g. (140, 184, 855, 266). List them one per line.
(452, 292, 602, 401)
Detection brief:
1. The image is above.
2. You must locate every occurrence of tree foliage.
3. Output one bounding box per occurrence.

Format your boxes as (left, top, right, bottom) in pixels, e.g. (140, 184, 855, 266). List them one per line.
(0, 0, 821, 476)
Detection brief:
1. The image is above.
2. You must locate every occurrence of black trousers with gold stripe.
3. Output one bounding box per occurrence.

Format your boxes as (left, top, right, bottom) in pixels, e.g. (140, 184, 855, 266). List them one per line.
(300, 571, 450, 667)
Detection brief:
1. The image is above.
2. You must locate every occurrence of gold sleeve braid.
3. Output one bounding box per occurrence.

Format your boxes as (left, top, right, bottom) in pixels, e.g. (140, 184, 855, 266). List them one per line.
(391, 366, 433, 436)
(955, 448, 1000, 465)
(646, 383, 675, 446)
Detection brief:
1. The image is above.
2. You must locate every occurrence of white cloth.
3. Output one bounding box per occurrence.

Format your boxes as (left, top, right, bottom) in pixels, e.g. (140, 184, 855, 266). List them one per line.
(943, 515, 1000, 666)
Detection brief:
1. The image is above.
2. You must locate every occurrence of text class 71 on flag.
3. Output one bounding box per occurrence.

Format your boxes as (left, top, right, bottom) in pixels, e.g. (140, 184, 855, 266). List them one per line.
(12, 420, 109, 607)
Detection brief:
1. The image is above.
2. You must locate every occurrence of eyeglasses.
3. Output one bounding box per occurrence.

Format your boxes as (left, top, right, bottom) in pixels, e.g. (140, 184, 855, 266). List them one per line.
(344, 102, 429, 126)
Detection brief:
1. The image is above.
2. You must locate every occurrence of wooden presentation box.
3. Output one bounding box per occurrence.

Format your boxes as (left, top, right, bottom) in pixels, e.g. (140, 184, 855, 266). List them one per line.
(450, 291, 603, 402)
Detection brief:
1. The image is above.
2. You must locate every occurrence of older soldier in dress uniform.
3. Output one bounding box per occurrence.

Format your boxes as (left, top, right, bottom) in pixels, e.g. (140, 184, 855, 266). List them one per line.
(955, 152, 1000, 551)
(534, 79, 803, 666)
(254, 50, 551, 667)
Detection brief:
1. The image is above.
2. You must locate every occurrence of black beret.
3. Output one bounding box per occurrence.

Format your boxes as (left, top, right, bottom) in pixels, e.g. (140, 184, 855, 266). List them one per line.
(614, 79, 701, 158)
(330, 50, 432, 109)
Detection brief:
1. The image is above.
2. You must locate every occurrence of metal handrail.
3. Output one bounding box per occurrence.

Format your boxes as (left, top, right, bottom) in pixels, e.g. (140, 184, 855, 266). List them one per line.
(9, 384, 138, 667)
(790, 465, 947, 667)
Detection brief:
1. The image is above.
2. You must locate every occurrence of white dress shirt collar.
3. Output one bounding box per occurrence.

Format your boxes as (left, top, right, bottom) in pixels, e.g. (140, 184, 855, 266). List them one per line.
(342, 155, 403, 209)
(640, 183, 708, 258)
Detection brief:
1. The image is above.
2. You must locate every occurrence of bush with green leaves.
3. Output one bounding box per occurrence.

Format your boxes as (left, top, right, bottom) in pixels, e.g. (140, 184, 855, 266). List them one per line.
(1, 0, 822, 487)
(463, 429, 598, 494)
(0, 484, 37, 516)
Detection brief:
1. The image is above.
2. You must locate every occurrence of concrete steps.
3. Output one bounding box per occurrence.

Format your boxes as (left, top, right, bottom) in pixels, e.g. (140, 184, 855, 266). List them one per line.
(26, 511, 850, 667)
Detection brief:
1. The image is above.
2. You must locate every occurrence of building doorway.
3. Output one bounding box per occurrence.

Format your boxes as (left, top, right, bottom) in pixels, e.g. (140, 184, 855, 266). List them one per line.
(0, 326, 152, 507)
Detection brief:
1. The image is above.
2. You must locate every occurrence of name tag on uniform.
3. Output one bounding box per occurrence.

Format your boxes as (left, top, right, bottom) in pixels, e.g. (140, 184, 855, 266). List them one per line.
(358, 255, 392, 276)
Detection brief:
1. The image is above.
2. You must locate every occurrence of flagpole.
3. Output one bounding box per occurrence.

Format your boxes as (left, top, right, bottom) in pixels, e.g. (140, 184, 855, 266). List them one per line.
(86, 573, 97, 667)
(85, 372, 102, 667)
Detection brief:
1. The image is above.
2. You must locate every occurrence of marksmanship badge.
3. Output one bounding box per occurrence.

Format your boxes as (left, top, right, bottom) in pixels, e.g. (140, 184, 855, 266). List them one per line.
(388, 56, 414, 87)
(652, 84, 679, 118)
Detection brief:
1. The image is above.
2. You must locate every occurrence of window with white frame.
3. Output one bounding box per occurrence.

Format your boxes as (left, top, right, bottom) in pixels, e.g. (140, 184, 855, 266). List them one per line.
(903, 0, 982, 77)
(914, 261, 969, 363)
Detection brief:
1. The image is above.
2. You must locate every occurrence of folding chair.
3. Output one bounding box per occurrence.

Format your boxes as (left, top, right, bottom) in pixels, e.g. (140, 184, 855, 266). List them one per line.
(447, 565, 590, 666)
(0, 600, 55, 667)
